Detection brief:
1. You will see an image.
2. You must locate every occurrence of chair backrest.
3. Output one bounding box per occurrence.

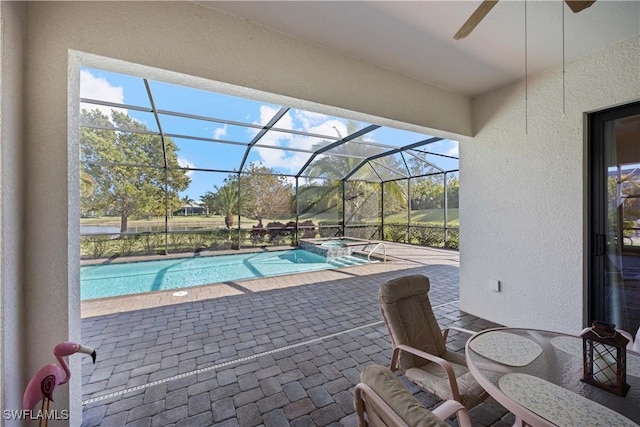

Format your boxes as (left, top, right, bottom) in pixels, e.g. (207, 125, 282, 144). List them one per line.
(379, 275, 446, 371)
(356, 365, 450, 427)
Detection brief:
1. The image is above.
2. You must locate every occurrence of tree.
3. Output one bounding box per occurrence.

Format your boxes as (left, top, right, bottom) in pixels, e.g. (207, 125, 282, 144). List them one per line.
(239, 163, 293, 224)
(303, 122, 406, 224)
(446, 175, 460, 209)
(80, 167, 96, 216)
(609, 169, 640, 242)
(202, 183, 239, 229)
(80, 169, 95, 196)
(80, 109, 191, 232)
(404, 153, 458, 211)
(411, 177, 444, 209)
(297, 183, 340, 218)
(199, 192, 216, 217)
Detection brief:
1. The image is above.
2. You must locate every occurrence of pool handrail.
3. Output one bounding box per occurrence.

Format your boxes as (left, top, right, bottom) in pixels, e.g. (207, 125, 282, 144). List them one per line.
(368, 242, 387, 262)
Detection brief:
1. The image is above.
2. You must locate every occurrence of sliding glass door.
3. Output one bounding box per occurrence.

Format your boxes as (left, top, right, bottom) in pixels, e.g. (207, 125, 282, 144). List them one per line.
(588, 101, 640, 335)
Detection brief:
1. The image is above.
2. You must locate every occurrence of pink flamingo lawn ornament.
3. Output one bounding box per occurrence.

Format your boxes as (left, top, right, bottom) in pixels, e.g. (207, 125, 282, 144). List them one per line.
(23, 342, 96, 426)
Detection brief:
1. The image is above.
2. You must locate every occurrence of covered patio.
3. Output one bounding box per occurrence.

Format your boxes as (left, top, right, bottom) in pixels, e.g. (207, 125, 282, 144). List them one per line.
(2, 1, 640, 426)
(79, 243, 507, 426)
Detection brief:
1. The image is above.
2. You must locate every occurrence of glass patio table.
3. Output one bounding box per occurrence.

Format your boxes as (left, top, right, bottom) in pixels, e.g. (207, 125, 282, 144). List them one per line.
(465, 328, 640, 426)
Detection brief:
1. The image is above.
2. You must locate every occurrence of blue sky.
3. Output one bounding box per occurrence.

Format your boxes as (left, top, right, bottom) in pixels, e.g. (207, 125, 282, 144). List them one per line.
(80, 67, 459, 200)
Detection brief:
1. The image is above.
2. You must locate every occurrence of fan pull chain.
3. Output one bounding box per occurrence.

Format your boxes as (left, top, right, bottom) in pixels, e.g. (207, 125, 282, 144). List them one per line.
(525, 0, 528, 135)
(562, 0, 566, 116)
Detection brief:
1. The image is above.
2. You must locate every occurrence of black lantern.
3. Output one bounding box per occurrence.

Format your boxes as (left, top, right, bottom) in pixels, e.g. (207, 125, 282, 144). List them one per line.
(581, 321, 630, 396)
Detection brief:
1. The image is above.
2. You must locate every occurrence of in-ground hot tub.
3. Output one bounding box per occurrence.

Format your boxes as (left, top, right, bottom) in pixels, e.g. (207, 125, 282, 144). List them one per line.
(299, 237, 371, 258)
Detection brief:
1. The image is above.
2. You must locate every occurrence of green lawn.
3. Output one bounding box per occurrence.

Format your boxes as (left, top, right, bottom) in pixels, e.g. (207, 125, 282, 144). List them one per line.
(81, 208, 458, 230)
(384, 208, 459, 225)
(81, 214, 286, 229)
(299, 208, 458, 226)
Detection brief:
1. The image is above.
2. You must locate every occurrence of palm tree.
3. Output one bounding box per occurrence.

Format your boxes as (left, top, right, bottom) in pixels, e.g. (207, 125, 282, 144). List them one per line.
(213, 185, 238, 229)
(304, 123, 407, 225)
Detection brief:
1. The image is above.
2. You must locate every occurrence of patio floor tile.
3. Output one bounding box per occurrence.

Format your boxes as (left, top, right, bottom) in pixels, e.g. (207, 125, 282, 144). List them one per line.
(81, 243, 509, 426)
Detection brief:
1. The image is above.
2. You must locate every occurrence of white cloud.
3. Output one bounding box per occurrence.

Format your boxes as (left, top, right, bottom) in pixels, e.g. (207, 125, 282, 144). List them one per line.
(282, 176, 297, 186)
(79, 70, 127, 117)
(293, 110, 329, 129)
(249, 106, 357, 174)
(265, 105, 294, 132)
(213, 124, 228, 140)
(428, 139, 459, 159)
(249, 106, 296, 171)
(446, 141, 459, 157)
(306, 119, 346, 140)
(178, 157, 195, 177)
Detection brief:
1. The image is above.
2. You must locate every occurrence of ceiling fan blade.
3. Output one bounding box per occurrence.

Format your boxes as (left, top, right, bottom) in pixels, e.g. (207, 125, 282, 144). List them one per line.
(454, 0, 499, 40)
(565, 0, 596, 13)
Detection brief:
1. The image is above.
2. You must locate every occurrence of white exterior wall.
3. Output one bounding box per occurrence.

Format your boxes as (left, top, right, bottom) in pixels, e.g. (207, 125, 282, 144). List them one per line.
(15, 1, 471, 423)
(460, 36, 640, 334)
(0, 2, 26, 423)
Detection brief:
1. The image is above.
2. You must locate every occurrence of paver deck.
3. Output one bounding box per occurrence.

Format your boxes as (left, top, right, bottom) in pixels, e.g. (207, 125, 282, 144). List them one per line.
(80, 243, 512, 426)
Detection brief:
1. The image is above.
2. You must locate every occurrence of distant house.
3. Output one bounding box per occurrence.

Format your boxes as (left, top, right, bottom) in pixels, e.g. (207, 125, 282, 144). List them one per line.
(173, 203, 207, 216)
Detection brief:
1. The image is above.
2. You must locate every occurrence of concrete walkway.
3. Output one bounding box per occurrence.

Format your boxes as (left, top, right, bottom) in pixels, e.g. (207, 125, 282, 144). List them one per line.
(80, 243, 512, 426)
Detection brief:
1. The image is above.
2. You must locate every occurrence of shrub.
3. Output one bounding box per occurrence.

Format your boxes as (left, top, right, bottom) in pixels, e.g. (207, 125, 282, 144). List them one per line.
(169, 232, 188, 252)
(186, 230, 210, 251)
(299, 220, 316, 239)
(265, 221, 296, 245)
(119, 234, 140, 255)
(318, 221, 342, 238)
(265, 221, 285, 244)
(210, 229, 233, 249)
(250, 221, 267, 246)
(412, 226, 445, 248)
(384, 225, 408, 243)
(445, 228, 460, 250)
(81, 235, 109, 258)
(80, 228, 259, 258)
(285, 221, 297, 245)
(345, 225, 380, 240)
(230, 231, 240, 249)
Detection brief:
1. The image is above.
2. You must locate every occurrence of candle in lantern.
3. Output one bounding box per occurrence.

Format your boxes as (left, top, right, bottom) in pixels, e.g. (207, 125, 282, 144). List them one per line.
(592, 350, 617, 386)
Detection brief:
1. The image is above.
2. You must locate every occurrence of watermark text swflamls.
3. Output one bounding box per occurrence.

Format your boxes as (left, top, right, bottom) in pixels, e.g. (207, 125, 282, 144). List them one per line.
(3, 409, 69, 421)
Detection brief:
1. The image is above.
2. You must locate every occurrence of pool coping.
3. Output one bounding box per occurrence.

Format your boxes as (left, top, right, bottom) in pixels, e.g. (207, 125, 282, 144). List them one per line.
(80, 245, 298, 266)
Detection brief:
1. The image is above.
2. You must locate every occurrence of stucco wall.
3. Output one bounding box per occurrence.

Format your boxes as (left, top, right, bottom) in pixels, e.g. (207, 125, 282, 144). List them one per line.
(17, 1, 472, 423)
(17, 1, 637, 421)
(1, 1, 26, 422)
(460, 36, 640, 334)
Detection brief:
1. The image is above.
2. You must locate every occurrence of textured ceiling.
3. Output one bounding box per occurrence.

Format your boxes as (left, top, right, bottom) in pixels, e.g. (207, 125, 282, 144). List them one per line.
(201, 1, 640, 97)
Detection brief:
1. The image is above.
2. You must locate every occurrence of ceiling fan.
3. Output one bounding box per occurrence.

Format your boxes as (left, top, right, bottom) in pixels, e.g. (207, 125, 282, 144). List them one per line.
(453, 0, 596, 40)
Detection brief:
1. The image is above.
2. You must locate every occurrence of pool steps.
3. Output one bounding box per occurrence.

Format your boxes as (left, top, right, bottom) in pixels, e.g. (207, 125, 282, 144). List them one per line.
(327, 255, 373, 267)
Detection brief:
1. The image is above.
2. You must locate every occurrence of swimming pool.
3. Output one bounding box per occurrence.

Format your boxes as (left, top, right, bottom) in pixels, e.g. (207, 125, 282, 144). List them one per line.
(80, 249, 371, 300)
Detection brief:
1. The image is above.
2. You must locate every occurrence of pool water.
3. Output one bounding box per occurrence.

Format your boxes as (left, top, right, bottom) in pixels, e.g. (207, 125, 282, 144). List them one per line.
(320, 241, 347, 247)
(80, 249, 371, 300)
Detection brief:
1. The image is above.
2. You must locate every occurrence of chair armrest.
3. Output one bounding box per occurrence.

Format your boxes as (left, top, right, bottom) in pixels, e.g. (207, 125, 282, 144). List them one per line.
(432, 399, 472, 427)
(391, 344, 461, 402)
(354, 383, 410, 427)
(442, 326, 476, 341)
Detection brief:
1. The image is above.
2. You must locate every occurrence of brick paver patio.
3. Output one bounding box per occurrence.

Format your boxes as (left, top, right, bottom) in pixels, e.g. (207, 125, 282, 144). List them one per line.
(80, 243, 513, 426)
